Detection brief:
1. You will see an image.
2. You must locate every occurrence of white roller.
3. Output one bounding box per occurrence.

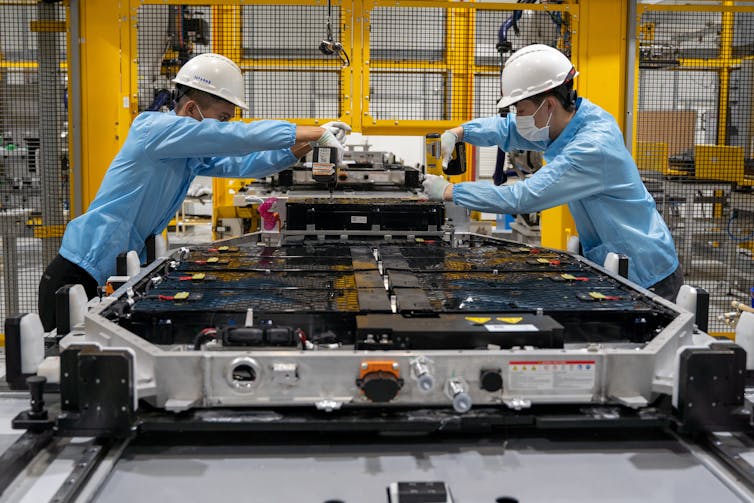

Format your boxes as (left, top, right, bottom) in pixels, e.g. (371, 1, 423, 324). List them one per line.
(67, 283, 88, 328)
(126, 250, 140, 277)
(603, 252, 620, 274)
(19, 313, 45, 374)
(153, 233, 168, 258)
(37, 356, 60, 384)
(736, 311, 754, 370)
(675, 284, 697, 314)
(566, 235, 580, 254)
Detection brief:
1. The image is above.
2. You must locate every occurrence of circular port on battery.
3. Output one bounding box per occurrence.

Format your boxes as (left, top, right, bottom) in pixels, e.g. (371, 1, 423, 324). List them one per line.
(233, 364, 256, 382)
(226, 357, 260, 392)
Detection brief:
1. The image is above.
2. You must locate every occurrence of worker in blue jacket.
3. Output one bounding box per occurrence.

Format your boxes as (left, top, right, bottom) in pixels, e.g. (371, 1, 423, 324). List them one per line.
(38, 52, 350, 331)
(422, 44, 682, 301)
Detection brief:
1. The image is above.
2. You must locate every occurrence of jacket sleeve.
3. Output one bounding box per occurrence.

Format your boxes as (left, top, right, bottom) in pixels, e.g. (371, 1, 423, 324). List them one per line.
(452, 139, 607, 213)
(198, 149, 299, 178)
(143, 115, 296, 159)
(462, 115, 550, 152)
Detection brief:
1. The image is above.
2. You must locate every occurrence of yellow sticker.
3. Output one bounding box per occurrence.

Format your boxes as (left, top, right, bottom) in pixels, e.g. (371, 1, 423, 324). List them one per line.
(218, 246, 229, 251)
(561, 273, 576, 280)
(192, 273, 206, 280)
(497, 317, 523, 324)
(589, 292, 607, 299)
(207, 257, 219, 263)
(465, 317, 491, 325)
(537, 258, 550, 264)
(174, 291, 190, 300)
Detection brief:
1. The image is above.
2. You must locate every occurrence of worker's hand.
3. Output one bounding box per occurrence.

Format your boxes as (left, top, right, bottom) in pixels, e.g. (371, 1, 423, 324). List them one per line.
(321, 121, 352, 146)
(313, 129, 345, 164)
(440, 131, 458, 167)
(422, 174, 450, 201)
(314, 129, 344, 149)
(187, 184, 211, 198)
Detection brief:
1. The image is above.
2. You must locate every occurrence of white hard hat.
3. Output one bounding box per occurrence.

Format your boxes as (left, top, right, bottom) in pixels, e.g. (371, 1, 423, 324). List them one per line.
(172, 53, 248, 110)
(496, 44, 578, 109)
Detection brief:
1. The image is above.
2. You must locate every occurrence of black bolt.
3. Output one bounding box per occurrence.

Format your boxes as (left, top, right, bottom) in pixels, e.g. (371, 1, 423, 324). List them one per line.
(480, 368, 503, 392)
(27, 375, 48, 420)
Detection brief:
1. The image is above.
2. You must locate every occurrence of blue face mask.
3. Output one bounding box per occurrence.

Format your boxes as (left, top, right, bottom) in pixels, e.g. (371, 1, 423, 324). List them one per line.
(514, 99, 552, 142)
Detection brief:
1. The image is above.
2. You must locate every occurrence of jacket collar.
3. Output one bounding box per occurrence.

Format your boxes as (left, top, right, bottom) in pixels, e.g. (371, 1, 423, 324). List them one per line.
(545, 97, 586, 160)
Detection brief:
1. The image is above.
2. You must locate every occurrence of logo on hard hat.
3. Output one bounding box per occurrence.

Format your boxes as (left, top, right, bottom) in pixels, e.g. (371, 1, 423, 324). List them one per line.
(193, 74, 212, 85)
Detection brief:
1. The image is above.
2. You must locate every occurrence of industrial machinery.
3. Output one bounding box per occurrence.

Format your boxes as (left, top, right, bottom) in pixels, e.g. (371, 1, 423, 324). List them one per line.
(274, 143, 423, 192)
(212, 143, 425, 239)
(2, 146, 754, 503)
(4, 146, 745, 436)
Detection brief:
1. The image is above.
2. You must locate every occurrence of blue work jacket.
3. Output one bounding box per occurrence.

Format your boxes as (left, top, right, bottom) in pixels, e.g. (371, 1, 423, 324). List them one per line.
(454, 98, 678, 288)
(60, 111, 297, 284)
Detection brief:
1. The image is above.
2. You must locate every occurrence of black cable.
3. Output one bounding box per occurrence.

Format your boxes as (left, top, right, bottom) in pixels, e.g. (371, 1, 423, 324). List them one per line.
(319, 0, 350, 66)
(727, 211, 754, 243)
(193, 328, 217, 350)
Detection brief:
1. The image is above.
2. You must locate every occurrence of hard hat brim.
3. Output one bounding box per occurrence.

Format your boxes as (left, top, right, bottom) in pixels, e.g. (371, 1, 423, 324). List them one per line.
(497, 69, 579, 110)
(171, 77, 249, 111)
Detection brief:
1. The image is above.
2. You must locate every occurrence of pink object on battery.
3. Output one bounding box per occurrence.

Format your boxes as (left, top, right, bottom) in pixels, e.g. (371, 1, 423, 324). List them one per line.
(257, 197, 279, 231)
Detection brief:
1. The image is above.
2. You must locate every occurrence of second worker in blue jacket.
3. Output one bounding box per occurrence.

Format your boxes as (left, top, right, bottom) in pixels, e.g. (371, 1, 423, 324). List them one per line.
(422, 44, 682, 301)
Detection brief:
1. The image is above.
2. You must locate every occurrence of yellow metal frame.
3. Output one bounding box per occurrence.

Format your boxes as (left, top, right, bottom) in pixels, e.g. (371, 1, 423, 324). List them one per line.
(633, 1, 754, 338)
(76, 0, 665, 252)
(360, 0, 580, 137)
(75, 0, 583, 233)
(634, 1, 754, 155)
(77, 0, 134, 215)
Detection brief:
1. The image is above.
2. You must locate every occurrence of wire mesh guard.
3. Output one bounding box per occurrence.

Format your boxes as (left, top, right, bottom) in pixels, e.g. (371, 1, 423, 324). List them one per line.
(0, 2, 68, 325)
(368, 6, 573, 121)
(637, 7, 754, 331)
(137, 4, 343, 118)
(136, 4, 573, 121)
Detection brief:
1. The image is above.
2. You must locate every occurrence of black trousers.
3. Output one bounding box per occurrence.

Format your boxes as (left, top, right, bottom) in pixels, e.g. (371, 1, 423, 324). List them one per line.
(648, 265, 684, 302)
(38, 254, 98, 332)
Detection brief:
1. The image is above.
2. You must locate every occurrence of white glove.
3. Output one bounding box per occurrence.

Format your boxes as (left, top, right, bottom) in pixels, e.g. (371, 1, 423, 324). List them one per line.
(422, 174, 450, 201)
(312, 129, 345, 164)
(321, 121, 351, 146)
(195, 186, 212, 198)
(314, 129, 343, 148)
(440, 130, 458, 167)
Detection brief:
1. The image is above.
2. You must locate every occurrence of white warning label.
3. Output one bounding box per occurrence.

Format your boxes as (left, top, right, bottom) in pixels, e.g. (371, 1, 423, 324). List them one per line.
(485, 324, 538, 332)
(507, 360, 596, 391)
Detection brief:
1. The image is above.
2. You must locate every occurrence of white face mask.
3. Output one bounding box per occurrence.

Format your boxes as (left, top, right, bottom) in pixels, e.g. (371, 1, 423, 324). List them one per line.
(195, 104, 206, 121)
(515, 99, 552, 142)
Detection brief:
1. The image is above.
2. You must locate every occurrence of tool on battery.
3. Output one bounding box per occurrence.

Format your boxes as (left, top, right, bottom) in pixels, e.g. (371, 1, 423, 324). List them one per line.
(443, 141, 466, 176)
(424, 133, 443, 176)
(312, 146, 338, 200)
(426, 133, 466, 177)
